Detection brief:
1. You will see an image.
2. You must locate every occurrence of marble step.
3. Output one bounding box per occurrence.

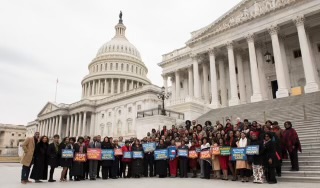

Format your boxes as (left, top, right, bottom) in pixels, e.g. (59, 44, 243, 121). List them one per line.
(282, 165, 320, 171)
(278, 176, 320, 183)
(282, 160, 320, 166)
(298, 151, 320, 156)
(281, 171, 320, 177)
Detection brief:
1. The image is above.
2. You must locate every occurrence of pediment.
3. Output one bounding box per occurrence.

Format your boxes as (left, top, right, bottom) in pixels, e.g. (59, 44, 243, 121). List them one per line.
(38, 102, 59, 116)
(187, 0, 298, 45)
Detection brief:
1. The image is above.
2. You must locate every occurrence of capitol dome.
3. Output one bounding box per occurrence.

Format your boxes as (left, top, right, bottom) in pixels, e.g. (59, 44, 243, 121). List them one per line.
(81, 12, 151, 100)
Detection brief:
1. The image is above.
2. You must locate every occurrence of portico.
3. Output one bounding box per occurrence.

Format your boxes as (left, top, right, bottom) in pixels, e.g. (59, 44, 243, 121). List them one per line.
(159, 0, 320, 121)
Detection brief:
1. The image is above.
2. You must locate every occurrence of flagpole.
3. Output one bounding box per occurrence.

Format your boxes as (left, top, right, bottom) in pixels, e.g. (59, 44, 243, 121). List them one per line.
(55, 78, 58, 102)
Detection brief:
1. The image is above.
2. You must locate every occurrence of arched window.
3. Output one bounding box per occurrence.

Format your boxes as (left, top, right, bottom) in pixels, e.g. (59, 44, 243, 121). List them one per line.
(131, 65, 134, 72)
(121, 64, 124, 71)
(126, 64, 129, 71)
(136, 67, 138, 73)
(105, 63, 107, 70)
(110, 63, 113, 70)
(116, 63, 118, 70)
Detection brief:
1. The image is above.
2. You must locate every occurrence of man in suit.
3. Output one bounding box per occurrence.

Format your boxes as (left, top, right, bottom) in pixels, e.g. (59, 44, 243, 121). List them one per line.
(88, 135, 101, 180)
(20, 132, 39, 184)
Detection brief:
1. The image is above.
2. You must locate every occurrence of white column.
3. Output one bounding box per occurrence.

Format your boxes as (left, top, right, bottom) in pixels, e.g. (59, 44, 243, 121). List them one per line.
(130, 80, 134, 90)
(58, 115, 62, 136)
(175, 70, 180, 98)
(89, 82, 92, 96)
(202, 62, 210, 103)
(111, 79, 114, 94)
(163, 75, 168, 93)
(171, 77, 176, 99)
(246, 34, 263, 102)
(218, 58, 227, 107)
(73, 113, 78, 136)
(97, 79, 101, 95)
(104, 79, 108, 94)
(236, 52, 247, 104)
(192, 55, 201, 98)
(279, 35, 291, 93)
(78, 113, 82, 136)
(117, 79, 121, 93)
(48, 118, 53, 137)
(256, 44, 269, 100)
(226, 42, 240, 106)
(92, 81, 96, 95)
(82, 112, 87, 136)
(53, 116, 57, 135)
(209, 49, 220, 108)
(66, 116, 70, 137)
(70, 115, 74, 137)
(268, 25, 289, 98)
(90, 113, 96, 137)
(123, 79, 127, 92)
(294, 16, 320, 93)
(43, 120, 46, 136)
(188, 66, 194, 97)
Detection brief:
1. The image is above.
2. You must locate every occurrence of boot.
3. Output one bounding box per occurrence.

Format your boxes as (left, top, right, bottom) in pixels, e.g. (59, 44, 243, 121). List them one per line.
(192, 170, 197, 178)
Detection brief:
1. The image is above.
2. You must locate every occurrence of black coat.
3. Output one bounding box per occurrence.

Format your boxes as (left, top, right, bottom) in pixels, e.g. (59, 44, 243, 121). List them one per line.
(263, 140, 280, 168)
(131, 144, 144, 176)
(155, 144, 168, 176)
(47, 143, 60, 167)
(247, 139, 264, 165)
(59, 143, 73, 167)
(30, 142, 48, 180)
(101, 142, 114, 167)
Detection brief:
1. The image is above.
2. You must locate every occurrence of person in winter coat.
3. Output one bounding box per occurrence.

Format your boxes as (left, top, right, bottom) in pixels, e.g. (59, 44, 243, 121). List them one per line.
(30, 136, 49, 183)
(47, 134, 60, 182)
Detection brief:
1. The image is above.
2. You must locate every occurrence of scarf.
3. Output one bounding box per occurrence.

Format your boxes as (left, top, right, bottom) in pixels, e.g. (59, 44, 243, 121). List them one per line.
(238, 137, 247, 147)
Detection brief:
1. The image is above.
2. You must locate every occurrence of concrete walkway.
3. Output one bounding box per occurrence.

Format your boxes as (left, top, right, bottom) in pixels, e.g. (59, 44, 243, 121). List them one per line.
(1, 163, 318, 188)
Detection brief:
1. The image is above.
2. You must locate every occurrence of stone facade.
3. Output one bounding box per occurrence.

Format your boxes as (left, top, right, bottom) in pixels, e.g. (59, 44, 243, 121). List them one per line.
(0, 124, 26, 156)
(159, 0, 320, 120)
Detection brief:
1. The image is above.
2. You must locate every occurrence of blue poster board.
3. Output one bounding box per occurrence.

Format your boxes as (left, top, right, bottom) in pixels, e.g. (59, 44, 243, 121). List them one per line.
(142, 142, 156, 153)
(246, 145, 259, 155)
(132, 151, 144, 159)
(168, 146, 177, 159)
(178, 149, 188, 157)
(154, 149, 168, 160)
(101, 149, 115, 160)
(123, 151, 132, 159)
(62, 149, 74, 158)
(231, 147, 247, 161)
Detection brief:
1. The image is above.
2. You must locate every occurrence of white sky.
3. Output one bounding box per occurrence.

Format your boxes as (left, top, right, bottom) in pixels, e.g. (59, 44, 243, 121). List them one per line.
(0, 0, 242, 125)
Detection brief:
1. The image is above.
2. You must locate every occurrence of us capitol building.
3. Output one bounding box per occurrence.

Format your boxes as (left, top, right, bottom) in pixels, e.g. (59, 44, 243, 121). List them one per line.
(27, 15, 171, 139)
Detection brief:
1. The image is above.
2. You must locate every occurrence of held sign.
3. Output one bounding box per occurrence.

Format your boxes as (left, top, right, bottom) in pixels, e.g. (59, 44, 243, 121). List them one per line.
(87, 148, 102, 160)
(231, 147, 247, 161)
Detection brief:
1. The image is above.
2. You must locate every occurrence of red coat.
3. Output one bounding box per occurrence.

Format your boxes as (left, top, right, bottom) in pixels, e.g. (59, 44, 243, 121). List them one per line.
(121, 145, 132, 162)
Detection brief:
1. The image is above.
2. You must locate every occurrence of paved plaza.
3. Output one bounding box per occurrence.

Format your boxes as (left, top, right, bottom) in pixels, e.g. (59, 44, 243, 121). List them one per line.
(0, 163, 318, 188)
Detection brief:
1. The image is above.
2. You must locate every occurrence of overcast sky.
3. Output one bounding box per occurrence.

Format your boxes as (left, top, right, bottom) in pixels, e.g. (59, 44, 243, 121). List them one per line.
(0, 0, 242, 125)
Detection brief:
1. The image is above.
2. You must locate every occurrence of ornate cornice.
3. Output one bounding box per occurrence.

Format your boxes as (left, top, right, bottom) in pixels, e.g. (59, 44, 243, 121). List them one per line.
(187, 0, 298, 46)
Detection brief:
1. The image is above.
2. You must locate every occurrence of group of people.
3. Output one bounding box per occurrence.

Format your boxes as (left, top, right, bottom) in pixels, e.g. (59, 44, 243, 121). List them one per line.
(20, 118, 301, 185)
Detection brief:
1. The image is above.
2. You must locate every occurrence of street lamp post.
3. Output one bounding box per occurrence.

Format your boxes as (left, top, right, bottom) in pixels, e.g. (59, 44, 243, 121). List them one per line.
(157, 86, 170, 116)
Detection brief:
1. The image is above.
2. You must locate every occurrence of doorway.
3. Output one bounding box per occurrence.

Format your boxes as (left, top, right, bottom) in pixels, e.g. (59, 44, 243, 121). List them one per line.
(271, 80, 278, 99)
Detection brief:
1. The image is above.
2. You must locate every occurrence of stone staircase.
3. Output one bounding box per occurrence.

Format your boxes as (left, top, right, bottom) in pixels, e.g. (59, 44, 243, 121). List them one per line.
(196, 92, 320, 182)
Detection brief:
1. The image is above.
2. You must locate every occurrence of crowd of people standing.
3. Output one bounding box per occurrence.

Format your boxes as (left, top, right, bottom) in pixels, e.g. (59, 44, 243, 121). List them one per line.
(20, 118, 301, 185)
